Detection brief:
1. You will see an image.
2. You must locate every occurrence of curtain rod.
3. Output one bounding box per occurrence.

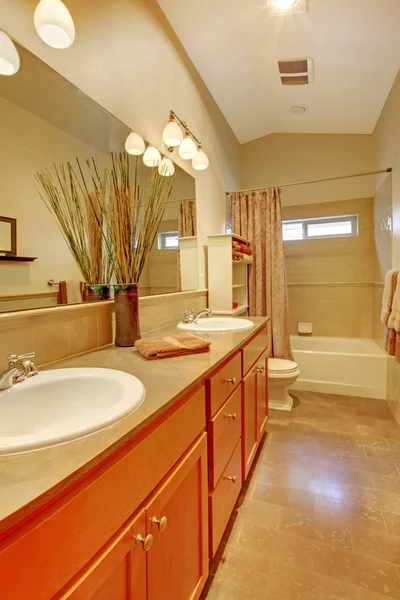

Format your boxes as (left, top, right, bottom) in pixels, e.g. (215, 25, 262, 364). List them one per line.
(225, 168, 392, 196)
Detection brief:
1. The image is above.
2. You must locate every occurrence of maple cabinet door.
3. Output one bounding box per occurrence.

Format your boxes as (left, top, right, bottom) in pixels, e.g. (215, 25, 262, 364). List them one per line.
(242, 367, 258, 481)
(56, 511, 147, 600)
(256, 350, 269, 441)
(146, 433, 209, 600)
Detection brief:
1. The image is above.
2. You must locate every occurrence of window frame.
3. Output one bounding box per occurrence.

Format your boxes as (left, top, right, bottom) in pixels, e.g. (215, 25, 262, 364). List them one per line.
(157, 231, 179, 250)
(282, 214, 358, 242)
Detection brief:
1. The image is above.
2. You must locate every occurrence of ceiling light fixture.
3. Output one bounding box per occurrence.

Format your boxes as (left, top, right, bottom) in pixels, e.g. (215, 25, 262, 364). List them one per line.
(125, 131, 145, 155)
(34, 0, 75, 49)
(274, 0, 297, 9)
(162, 110, 209, 170)
(0, 31, 20, 76)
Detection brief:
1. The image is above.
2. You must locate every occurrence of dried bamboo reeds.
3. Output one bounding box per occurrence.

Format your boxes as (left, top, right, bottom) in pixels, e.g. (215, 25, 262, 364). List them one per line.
(35, 159, 112, 284)
(96, 152, 175, 284)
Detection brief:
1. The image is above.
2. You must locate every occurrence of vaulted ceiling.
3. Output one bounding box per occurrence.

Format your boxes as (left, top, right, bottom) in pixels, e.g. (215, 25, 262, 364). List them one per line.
(156, 0, 400, 143)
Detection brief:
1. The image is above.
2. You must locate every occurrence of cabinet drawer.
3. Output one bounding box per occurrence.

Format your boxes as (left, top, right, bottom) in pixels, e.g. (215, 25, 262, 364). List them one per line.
(0, 386, 206, 600)
(209, 440, 242, 558)
(208, 385, 242, 489)
(242, 327, 268, 376)
(206, 352, 241, 417)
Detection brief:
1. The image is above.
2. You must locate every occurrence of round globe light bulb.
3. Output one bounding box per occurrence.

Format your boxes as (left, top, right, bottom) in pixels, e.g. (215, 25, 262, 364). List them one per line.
(34, 0, 75, 49)
(158, 157, 175, 177)
(143, 146, 161, 167)
(273, 0, 297, 9)
(178, 134, 197, 160)
(125, 131, 145, 155)
(0, 31, 20, 76)
(162, 120, 183, 148)
(192, 149, 209, 171)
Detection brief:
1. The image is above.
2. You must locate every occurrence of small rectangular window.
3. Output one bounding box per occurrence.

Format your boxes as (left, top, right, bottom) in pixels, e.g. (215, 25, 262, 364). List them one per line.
(158, 231, 179, 250)
(282, 215, 358, 241)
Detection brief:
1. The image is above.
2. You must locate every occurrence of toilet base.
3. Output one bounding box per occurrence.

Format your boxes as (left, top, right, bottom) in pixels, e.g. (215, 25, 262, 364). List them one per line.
(268, 375, 298, 412)
(268, 393, 294, 412)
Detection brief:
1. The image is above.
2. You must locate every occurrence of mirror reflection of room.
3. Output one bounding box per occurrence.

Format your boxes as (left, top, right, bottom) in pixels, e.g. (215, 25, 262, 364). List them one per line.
(0, 41, 197, 312)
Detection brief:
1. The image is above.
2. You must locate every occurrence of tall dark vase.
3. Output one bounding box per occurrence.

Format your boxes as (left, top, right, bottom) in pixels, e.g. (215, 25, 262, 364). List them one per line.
(114, 283, 141, 347)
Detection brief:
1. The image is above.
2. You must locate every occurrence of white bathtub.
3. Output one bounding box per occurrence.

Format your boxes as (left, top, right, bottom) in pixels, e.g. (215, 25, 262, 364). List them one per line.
(290, 335, 387, 400)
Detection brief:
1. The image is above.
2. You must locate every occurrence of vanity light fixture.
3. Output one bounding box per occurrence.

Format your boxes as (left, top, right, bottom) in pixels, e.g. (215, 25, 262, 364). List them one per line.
(143, 145, 161, 167)
(192, 147, 209, 171)
(34, 0, 75, 49)
(178, 133, 198, 160)
(162, 117, 183, 148)
(158, 157, 175, 177)
(0, 31, 20, 75)
(162, 110, 209, 170)
(125, 131, 145, 155)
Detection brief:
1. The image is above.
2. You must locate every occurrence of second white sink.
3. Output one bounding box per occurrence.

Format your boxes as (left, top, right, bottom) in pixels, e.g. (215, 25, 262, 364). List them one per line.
(177, 317, 254, 332)
(0, 368, 146, 455)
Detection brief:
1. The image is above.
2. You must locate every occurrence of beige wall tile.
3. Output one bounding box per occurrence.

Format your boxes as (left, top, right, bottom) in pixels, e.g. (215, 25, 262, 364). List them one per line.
(68, 315, 98, 357)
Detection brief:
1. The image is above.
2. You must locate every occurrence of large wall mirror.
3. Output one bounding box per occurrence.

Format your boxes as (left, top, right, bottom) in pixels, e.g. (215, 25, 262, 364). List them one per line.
(0, 38, 197, 313)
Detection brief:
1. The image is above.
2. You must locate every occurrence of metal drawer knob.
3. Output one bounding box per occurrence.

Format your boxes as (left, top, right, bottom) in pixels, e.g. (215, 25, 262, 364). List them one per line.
(136, 533, 153, 551)
(225, 412, 237, 420)
(225, 377, 236, 385)
(151, 516, 168, 532)
(255, 366, 264, 374)
(224, 475, 237, 483)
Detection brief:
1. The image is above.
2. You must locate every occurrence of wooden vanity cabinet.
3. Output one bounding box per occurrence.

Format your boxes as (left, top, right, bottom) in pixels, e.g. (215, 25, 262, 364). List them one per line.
(57, 434, 208, 600)
(146, 433, 208, 600)
(55, 510, 147, 600)
(242, 344, 269, 481)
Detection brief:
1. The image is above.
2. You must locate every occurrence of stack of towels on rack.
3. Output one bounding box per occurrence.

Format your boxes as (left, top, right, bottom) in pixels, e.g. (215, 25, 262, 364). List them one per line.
(232, 240, 253, 263)
(381, 269, 400, 360)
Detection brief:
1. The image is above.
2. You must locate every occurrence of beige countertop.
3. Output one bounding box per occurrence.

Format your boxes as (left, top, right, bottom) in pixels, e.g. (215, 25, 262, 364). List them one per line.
(0, 317, 268, 534)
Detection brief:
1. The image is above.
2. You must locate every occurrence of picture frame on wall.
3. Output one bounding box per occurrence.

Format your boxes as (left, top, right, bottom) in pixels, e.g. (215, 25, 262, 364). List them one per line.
(0, 217, 17, 256)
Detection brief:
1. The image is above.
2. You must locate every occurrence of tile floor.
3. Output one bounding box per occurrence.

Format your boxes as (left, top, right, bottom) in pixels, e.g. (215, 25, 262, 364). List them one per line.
(203, 390, 400, 599)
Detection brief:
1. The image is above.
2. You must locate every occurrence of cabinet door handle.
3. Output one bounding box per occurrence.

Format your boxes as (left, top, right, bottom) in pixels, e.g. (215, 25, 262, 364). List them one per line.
(225, 412, 237, 420)
(255, 366, 264, 374)
(135, 533, 154, 551)
(225, 377, 236, 385)
(223, 475, 237, 483)
(151, 516, 168, 532)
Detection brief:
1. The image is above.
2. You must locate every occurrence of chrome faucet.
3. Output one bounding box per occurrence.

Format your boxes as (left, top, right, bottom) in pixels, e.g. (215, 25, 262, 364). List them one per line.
(0, 352, 39, 391)
(183, 308, 212, 324)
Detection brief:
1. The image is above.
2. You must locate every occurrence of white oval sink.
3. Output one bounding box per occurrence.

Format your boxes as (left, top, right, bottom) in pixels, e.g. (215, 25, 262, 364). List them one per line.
(0, 368, 146, 455)
(177, 317, 254, 332)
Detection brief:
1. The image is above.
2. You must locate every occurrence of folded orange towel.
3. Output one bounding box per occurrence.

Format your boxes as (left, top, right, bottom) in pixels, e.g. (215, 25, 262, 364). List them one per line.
(134, 332, 211, 360)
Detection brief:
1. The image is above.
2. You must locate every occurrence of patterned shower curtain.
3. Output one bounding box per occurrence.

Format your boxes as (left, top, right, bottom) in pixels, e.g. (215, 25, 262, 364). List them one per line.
(177, 199, 196, 291)
(231, 187, 292, 360)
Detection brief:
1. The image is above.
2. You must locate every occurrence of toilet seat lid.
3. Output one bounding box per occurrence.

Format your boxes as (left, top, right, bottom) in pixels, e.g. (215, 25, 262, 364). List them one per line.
(269, 358, 298, 374)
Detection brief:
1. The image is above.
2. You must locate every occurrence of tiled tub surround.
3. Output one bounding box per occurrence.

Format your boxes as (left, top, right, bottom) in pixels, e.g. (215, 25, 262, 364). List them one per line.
(0, 316, 266, 532)
(283, 198, 377, 338)
(205, 391, 400, 600)
(0, 289, 207, 369)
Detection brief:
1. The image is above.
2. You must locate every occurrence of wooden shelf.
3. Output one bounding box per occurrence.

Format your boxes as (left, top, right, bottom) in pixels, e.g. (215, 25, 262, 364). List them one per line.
(0, 255, 37, 263)
(232, 284, 246, 289)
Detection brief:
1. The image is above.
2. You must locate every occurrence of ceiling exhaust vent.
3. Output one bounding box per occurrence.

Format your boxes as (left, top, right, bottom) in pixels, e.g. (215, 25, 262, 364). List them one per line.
(278, 57, 314, 85)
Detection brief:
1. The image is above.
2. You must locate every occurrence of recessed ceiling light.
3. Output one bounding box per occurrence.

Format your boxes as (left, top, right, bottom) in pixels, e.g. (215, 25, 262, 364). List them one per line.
(274, 0, 297, 9)
(291, 105, 307, 115)
(267, 0, 307, 17)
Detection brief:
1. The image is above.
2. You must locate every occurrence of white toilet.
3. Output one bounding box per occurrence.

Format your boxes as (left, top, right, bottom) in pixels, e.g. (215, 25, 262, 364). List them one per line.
(268, 358, 300, 412)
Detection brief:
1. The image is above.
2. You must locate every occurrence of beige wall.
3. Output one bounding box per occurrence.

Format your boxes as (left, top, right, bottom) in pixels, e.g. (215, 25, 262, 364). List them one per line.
(283, 198, 375, 337)
(373, 70, 400, 423)
(241, 133, 375, 207)
(0, 0, 241, 288)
